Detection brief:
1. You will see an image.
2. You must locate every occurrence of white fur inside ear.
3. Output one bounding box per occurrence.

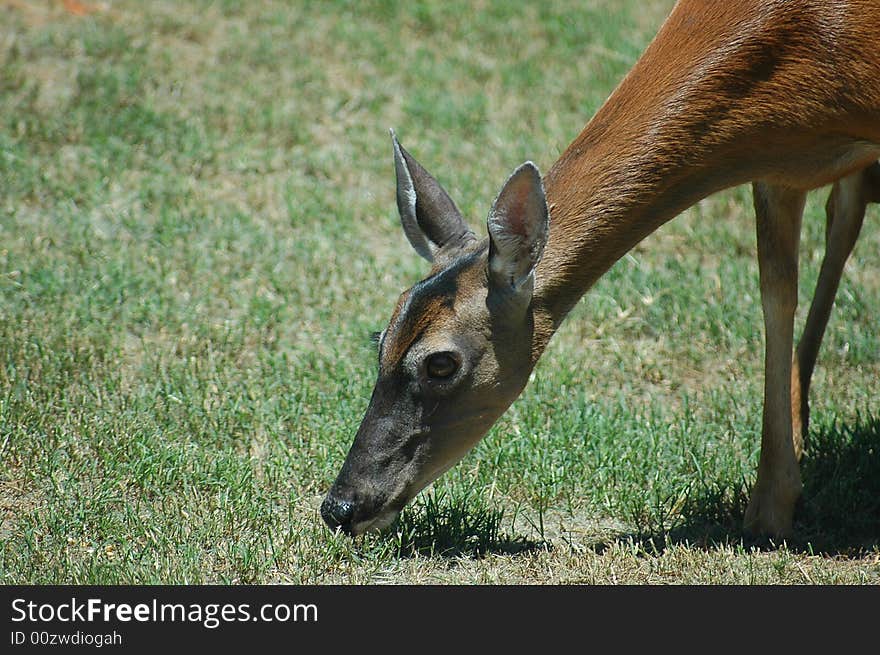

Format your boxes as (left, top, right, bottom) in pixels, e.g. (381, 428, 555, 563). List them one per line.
(488, 217, 535, 288)
(392, 131, 435, 262)
(487, 161, 548, 290)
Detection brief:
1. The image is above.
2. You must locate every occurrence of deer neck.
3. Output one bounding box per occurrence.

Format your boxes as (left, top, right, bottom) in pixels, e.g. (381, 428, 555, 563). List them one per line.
(531, 130, 734, 351)
(529, 13, 756, 361)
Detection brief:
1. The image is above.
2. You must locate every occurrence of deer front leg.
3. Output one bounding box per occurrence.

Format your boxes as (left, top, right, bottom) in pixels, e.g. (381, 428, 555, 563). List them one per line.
(744, 182, 806, 539)
(791, 162, 879, 451)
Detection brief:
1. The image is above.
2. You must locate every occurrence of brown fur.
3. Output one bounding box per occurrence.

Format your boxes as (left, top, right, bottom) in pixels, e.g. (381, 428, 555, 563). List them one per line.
(528, 0, 879, 537)
(380, 244, 487, 375)
(534, 0, 880, 346)
(381, 291, 450, 376)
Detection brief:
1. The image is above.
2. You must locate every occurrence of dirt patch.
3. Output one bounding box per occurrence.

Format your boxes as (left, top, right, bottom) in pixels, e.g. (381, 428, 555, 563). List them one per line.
(0, 467, 43, 543)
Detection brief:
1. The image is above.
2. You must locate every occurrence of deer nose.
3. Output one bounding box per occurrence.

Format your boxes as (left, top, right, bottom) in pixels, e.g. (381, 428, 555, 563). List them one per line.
(321, 495, 355, 533)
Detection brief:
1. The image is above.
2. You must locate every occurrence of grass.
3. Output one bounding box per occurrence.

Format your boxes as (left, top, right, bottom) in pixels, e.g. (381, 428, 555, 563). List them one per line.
(0, 0, 878, 584)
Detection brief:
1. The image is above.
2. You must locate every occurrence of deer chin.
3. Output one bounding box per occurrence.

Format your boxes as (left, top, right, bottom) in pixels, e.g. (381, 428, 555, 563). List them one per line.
(350, 508, 401, 536)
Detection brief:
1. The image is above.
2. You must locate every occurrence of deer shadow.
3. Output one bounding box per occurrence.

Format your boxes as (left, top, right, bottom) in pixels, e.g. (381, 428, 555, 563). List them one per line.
(381, 414, 879, 559)
(593, 413, 880, 557)
(385, 489, 548, 559)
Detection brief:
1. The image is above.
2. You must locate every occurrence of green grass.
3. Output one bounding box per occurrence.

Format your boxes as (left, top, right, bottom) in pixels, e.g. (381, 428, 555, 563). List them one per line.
(1, 0, 878, 584)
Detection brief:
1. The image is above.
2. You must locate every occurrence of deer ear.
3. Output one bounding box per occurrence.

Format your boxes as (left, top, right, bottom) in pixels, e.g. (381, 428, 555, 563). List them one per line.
(487, 161, 549, 293)
(392, 130, 476, 263)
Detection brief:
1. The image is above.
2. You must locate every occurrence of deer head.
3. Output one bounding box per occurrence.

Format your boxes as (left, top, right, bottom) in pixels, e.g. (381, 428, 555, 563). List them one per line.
(320, 132, 549, 535)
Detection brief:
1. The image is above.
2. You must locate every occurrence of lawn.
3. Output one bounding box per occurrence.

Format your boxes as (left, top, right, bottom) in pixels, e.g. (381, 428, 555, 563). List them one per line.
(1, 0, 878, 584)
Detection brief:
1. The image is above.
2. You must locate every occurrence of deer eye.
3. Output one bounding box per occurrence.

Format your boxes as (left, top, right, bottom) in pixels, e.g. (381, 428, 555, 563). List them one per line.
(425, 352, 458, 379)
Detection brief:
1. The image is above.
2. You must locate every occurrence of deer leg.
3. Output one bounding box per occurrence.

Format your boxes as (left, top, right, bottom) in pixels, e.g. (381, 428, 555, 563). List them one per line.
(744, 182, 806, 539)
(791, 162, 878, 453)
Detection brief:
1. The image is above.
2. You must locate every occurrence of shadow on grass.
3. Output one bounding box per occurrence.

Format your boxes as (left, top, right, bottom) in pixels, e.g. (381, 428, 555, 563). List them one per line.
(598, 413, 880, 557)
(795, 413, 880, 553)
(377, 415, 879, 560)
(384, 489, 548, 559)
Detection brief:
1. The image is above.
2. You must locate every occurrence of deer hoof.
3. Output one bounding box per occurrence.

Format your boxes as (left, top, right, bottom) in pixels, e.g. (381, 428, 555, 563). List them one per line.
(743, 482, 800, 541)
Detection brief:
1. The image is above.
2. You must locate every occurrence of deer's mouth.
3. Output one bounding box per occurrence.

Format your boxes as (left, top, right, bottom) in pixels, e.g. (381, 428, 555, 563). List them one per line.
(322, 481, 412, 536)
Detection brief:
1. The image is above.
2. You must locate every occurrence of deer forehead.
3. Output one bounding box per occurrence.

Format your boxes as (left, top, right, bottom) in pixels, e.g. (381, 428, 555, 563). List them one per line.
(379, 248, 489, 376)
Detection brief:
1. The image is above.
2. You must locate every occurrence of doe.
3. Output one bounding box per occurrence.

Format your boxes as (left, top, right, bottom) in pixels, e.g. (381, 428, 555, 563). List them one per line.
(322, 0, 880, 539)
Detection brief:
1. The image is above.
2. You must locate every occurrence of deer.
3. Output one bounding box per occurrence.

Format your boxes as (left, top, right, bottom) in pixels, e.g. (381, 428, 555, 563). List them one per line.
(321, 0, 880, 540)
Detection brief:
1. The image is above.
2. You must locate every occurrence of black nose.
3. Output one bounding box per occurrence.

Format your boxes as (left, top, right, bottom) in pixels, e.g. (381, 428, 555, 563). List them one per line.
(321, 495, 355, 532)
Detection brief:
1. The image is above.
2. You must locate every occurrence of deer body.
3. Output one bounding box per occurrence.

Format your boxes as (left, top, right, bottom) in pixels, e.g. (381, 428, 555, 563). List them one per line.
(534, 0, 880, 337)
(322, 0, 880, 538)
